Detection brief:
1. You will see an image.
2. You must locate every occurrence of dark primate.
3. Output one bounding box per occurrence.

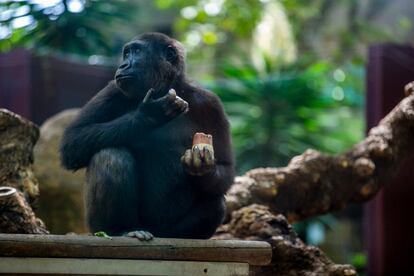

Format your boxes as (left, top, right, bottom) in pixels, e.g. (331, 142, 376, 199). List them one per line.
(60, 33, 234, 240)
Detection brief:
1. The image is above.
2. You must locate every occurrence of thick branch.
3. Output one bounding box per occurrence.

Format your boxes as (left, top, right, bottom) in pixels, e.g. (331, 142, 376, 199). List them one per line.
(226, 82, 414, 222)
(0, 109, 48, 233)
(214, 204, 356, 276)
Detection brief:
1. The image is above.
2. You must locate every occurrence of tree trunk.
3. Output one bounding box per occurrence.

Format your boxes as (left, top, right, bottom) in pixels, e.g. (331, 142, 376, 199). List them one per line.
(0, 109, 48, 234)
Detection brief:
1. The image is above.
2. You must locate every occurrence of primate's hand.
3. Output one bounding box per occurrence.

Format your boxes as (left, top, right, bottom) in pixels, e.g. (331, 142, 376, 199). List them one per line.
(181, 145, 216, 176)
(138, 88, 189, 126)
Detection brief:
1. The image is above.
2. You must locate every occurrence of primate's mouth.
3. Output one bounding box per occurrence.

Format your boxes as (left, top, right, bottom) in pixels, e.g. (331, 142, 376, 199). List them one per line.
(115, 74, 134, 81)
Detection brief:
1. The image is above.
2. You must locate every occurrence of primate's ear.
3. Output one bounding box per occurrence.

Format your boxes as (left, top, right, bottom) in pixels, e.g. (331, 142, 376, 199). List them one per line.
(165, 45, 178, 63)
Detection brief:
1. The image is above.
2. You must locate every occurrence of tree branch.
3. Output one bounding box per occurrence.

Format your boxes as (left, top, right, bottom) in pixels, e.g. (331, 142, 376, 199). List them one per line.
(226, 82, 414, 222)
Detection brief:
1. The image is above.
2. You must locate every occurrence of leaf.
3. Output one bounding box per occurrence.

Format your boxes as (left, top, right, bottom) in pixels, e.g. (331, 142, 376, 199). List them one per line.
(94, 231, 112, 239)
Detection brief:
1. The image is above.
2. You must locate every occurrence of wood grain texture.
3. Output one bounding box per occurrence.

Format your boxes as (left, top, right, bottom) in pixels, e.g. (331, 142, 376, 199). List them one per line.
(0, 257, 249, 275)
(0, 234, 272, 266)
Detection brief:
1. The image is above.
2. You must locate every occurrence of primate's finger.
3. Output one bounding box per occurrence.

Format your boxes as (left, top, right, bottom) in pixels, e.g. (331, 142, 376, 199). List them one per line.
(135, 231, 145, 240)
(175, 95, 185, 103)
(181, 101, 189, 112)
(143, 88, 155, 103)
(166, 99, 189, 117)
(171, 98, 184, 109)
(182, 106, 190, 114)
(156, 88, 176, 104)
(181, 149, 192, 166)
(166, 89, 177, 102)
(142, 231, 153, 240)
(192, 146, 202, 169)
(147, 231, 154, 239)
(204, 147, 214, 165)
(175, 99, 189, 113)
(176, 98, 188, 108)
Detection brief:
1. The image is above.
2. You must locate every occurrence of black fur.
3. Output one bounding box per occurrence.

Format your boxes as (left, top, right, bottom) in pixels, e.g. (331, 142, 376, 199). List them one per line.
(60, 32, 234, 238)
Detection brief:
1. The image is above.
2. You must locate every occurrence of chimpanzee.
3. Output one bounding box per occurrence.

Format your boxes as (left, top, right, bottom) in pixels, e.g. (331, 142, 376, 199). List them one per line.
(60, 32, 234, 240)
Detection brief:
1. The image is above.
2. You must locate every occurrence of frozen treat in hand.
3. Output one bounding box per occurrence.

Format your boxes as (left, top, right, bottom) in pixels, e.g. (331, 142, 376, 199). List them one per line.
(192, 132, 213, 158)
(181, 132, 215, 176)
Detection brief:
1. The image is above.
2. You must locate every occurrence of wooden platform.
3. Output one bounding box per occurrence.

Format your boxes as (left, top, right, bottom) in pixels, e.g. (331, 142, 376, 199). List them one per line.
(0, 234, 272, 275)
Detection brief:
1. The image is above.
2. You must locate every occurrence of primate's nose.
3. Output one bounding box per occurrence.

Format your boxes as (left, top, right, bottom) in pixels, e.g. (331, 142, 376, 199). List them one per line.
(119, 60, 130, 70)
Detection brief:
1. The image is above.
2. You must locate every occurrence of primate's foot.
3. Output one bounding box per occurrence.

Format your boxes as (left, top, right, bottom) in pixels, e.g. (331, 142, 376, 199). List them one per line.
(125, 230, 154, 241)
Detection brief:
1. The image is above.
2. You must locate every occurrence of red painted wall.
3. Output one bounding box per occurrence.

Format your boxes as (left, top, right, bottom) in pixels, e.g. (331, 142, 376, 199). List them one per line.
(0, 49, 115, 124)
(365, 44, 414, 276)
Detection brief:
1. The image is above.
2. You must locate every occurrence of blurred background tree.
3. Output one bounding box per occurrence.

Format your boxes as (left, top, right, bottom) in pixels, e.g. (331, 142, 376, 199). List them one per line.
(0, 0, 136, 56)
(0, 0, 175, 60)
(1, 0, 413, 272)
(209, 60, 363, 172)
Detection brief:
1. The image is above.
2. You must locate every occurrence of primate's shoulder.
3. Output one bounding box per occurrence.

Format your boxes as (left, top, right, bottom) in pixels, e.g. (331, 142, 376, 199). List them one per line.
(184, 82, 224, 112)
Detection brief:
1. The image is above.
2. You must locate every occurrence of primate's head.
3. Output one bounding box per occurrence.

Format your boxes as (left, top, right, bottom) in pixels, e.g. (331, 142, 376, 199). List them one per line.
(115, 32, 186, 99)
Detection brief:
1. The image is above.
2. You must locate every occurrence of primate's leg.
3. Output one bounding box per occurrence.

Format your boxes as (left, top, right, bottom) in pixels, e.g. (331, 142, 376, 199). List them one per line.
(85, 148, 139, 235)
(161, 196, 226, 239)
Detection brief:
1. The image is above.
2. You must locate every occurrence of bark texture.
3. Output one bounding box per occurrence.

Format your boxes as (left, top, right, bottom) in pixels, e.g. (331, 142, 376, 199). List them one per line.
(225, 83, 414, 222)
(0, 186, 48, 234)
(214, 204, 356, 276)
(0, 109, 48, 234)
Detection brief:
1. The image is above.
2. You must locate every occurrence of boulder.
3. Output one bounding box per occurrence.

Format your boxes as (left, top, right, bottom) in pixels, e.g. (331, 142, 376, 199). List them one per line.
(34, 108, 87, 234)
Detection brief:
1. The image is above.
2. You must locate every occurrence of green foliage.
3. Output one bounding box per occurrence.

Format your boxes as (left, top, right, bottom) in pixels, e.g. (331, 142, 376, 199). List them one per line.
(280, 0, 412, 63)
(209, 60, 364, 173)
(94, 231, 112, 239)
(0, 0, 138, 56)
(351, 252, 367, 271)
(154, 0, 265, 72)
(156, 0, 262, 40)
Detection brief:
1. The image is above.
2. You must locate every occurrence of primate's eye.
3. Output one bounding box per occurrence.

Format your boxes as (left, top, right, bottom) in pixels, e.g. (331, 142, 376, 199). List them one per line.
(124, 52, 130, 59)
(135, 48, 140, 54)
(166, 45, 177, 61)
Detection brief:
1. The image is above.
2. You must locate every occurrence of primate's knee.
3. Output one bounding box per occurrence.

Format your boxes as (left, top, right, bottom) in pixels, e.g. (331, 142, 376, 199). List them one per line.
(85, 148, 138, 233)
(87, 148, 136, 184)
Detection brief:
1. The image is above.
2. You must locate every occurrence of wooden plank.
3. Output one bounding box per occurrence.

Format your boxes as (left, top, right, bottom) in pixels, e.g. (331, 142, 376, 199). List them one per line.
(0, 257, 249, 275)
(0, 234, 272, 266)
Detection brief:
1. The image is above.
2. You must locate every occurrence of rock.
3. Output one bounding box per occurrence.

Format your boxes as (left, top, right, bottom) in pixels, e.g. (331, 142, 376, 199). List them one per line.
(34, 108, 87, 234)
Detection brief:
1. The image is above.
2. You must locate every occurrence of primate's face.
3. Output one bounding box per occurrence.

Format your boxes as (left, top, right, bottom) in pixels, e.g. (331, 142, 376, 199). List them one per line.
(115, 33, 184, 99)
